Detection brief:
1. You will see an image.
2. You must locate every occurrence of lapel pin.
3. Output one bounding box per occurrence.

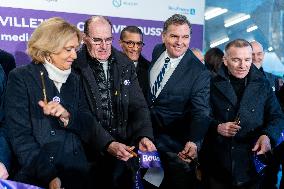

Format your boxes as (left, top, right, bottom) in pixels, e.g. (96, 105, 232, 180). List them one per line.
(52, 96, 60, 103)
(124, 80, 130, 86)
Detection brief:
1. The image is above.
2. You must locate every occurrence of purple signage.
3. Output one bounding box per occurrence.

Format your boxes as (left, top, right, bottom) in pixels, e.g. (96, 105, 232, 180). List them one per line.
(0, 6, 203, 66)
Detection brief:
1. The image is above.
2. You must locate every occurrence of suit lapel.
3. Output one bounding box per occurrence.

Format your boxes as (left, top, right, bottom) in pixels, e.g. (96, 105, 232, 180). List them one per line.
(158, 49, 191, 96)
(214, 80, 238, 106)
(81, 65, 104, 118)
(113, 58, 123, 91)
(30, 63, 54, 103)
(60, 74, 77, 107)
(148, 45, 166, 104)
(240, 81, 261, 108)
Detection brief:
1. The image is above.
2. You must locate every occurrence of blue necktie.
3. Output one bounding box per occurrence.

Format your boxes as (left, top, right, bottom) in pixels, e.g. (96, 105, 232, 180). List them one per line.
(151, 57, 170, 101)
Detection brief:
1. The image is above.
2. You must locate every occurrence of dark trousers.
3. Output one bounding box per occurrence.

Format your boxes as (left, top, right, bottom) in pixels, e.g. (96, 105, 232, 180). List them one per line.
(203, 176, 261, 189)
(261, 161, 279, 189)
(92, 155, 136, 189)
(159, 151, 198, 189)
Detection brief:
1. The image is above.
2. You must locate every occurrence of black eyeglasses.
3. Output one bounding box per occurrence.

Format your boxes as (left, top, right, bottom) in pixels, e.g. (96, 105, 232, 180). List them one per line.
(122, 40, 145, 48)
(87, 34, 113, 46)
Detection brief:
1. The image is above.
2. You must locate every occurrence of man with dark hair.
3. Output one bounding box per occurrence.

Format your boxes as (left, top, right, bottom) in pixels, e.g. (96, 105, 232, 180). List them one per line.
(119, 26, 150, 97)
(72, 16, 156, 189)
(201, 39, 284, 189)
(148, 14, 211, 189)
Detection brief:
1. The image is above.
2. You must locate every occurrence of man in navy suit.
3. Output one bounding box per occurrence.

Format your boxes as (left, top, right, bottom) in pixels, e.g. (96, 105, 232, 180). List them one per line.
(148, 14, 211, 189)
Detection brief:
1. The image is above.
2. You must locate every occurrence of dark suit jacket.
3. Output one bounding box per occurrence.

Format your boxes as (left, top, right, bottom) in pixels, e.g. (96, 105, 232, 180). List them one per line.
(202, 64, 284, 185)
(148, 44, 211, 152)
(136, 55, 150, 98)
(258, 67, 282, 93)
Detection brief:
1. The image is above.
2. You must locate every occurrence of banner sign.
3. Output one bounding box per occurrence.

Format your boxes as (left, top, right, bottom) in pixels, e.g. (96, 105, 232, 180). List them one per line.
(0, 0, 204, 65)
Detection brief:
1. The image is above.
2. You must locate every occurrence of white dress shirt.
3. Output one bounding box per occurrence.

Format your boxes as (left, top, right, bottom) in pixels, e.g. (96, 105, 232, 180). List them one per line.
(150, 50, 185, 98)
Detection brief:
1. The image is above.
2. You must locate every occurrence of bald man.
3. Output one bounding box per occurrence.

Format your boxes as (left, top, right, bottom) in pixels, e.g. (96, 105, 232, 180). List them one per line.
(250, 41, 283, 92)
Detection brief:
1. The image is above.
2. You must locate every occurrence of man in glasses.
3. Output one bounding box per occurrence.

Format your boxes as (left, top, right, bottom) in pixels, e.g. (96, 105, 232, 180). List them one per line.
(72, 16, 156, 189)
(119, 26, 150, 97)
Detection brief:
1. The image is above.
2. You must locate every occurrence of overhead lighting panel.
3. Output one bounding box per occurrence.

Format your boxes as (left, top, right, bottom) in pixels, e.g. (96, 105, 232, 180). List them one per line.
(246, 25, 258, 32)
(205, 8, 228, 20)
(268, 47, 273, 51)
(210, 37, 229, 48)
(224, 14, 251, 27)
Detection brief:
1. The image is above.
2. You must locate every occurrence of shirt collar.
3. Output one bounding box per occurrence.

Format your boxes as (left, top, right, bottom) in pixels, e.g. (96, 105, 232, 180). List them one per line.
(165, 50, 185, 66)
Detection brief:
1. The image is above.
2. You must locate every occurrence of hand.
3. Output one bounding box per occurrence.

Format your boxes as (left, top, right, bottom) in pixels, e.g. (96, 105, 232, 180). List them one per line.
(252, 135, 271, 155)
(217, 122, 241, 137)
(38, 100, 70, 127)
(178, 141, 197, 163)
(107, 141, 135, 161)
(49, 177, 63, 189)
(138, 137, 157, 152)
(0, 162, 9, 179)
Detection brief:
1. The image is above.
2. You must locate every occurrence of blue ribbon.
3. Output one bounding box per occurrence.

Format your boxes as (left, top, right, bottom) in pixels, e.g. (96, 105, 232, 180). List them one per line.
(276, 132, 284, 146)
(253, 131, 284, 175)
(253, 153, 267, 175)
(0, 179, 43, 189)
(133, 150, 163, 189)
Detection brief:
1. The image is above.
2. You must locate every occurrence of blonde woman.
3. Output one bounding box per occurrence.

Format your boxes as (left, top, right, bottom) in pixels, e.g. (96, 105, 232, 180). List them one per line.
(5, 17, 110, 189)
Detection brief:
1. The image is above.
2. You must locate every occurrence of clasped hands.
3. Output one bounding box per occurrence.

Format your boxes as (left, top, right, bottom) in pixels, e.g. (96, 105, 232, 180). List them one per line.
(178, 141, 198, 163)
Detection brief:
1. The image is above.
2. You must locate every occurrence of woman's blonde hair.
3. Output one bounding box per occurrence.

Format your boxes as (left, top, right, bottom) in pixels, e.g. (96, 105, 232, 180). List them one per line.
(27, 17, 81, 63)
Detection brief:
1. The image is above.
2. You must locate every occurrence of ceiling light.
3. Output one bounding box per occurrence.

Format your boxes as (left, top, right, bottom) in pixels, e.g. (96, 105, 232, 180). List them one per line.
(210, 37, 229, 48)
(205, 8, 228, 20)
(246, 25, 258, 32)
(268, 47, 273, 51)
(224, 14, 251, 27)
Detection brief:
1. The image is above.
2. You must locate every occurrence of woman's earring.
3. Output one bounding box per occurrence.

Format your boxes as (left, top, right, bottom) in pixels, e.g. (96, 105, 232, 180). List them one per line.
(46, 57, 51, 63)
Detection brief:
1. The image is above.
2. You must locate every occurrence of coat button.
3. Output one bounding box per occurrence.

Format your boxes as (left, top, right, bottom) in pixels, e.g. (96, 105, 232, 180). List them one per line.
(251, 109, 255, 112)
(226, 107, 230, 111)
(231, 146, 235, 150)
(74, 150, 78, 155)
(50, 130, 56, 136)
(49, 156, 54, 163)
